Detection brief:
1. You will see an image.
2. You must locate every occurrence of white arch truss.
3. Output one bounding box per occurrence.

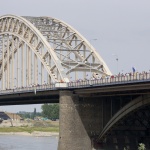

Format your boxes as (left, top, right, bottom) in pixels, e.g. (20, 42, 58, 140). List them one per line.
(0, 14, 111, 90)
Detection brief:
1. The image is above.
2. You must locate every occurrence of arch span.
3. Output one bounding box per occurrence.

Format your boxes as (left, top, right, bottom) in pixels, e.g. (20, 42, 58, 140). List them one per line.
(98, 95, 150, 142)
(0, 14, 111, 90)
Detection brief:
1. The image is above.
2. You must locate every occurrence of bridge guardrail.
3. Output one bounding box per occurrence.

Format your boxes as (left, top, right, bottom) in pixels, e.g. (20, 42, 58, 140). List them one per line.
(0, 73, 150, 95)
(0, 83, 56, 95)
(67, 73, 150, 88)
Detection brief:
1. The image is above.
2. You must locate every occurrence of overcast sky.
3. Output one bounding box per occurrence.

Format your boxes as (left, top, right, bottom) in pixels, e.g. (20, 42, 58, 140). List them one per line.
(0, 0, 150, 112)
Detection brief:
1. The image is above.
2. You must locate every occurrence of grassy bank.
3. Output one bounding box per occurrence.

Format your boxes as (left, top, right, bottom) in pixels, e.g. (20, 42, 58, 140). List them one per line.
(0, 126, 59, 133)
(0, 120, 59, 133)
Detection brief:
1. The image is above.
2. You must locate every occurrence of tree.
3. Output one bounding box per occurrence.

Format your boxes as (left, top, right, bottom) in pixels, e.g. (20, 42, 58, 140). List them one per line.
(41, 104, 59, 119)
(33, 108, 36, 119)
(138, 143, 146, 150)
(17, 111, 42, 119)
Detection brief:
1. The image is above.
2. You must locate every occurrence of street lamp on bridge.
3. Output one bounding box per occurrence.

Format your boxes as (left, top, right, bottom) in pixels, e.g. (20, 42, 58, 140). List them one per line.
(89, 39, 97, 79)
(112, 54, 119, 75)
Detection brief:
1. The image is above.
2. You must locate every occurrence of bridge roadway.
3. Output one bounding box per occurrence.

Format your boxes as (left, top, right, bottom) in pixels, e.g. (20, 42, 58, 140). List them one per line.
(1, 74, 150, 150)
(0, 73, 150, 105)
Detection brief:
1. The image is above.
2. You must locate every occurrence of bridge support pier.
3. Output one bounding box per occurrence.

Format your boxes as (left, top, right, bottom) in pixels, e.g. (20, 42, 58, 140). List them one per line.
(58, 91, 91, 150)
(58, 91, 103, 150)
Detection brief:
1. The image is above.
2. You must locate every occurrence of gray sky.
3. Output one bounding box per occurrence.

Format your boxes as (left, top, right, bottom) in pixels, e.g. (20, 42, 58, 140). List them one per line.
(0, 0, 150, 112)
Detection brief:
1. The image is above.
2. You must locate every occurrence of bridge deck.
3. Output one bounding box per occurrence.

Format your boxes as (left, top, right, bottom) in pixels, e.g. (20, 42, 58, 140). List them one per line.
(0, 74, 150, 105)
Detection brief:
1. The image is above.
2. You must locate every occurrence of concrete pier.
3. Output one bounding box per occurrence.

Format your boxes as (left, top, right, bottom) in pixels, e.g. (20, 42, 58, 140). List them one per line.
(58, 91, 91, 150)
(58, 91, 103, 150)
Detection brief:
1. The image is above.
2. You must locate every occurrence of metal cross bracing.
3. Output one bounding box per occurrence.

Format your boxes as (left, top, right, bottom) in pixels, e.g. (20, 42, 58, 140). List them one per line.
(104, 106, 150, 150)
(0, 14, 111, 90)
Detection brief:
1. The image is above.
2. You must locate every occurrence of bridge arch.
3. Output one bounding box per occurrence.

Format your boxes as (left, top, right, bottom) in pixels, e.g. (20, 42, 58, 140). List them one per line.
(98, 95, 150, 142)
(0, 14, 111, 90)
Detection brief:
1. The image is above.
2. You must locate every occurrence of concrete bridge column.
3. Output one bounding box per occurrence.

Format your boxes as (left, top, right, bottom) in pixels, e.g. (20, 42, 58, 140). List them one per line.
(58, 91, 103, 150)
(58, 91, 92, 150)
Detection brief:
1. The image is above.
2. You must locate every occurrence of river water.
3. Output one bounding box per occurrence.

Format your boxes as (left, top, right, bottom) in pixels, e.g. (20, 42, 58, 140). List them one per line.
(0, 135, 58, 150)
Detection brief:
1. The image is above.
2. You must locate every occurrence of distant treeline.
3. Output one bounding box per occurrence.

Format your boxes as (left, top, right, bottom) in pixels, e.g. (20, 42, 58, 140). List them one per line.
(17, 104, 59, 120)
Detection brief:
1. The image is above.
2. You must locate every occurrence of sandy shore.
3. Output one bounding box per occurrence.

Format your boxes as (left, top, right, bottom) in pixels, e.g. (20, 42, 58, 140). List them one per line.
(0, 120, 59, 137)
(0, 131, 59, 137)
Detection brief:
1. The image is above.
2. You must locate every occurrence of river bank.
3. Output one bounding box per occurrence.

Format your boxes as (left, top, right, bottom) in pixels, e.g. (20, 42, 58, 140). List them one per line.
(0, 131, 59, 137)
(0, 120, 59, 137)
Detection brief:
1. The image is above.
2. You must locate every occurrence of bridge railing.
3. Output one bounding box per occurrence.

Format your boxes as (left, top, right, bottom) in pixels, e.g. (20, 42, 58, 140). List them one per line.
(0, 73, 150, 94)
(0, 83, 56, 95)
(67, 72, 150, 88)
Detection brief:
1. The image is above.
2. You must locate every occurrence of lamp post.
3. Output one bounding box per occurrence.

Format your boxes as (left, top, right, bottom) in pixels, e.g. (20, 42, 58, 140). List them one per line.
(112, 54, 119, 74)
(90, 39, 97, 79)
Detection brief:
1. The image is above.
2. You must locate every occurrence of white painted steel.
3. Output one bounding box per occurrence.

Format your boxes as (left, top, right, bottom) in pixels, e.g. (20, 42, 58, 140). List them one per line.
(0, 14, 111, 90)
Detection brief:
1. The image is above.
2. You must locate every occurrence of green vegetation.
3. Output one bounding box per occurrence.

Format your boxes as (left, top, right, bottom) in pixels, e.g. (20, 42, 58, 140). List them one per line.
(41, 104, 59, 120)
(0, 104, 60, 134)
(138, 143, 146, 150)
(17, 104, 59, 120)
(0, 126, 59, 133)
(17, 111, 42, 120)
(0, 120, 59, 133)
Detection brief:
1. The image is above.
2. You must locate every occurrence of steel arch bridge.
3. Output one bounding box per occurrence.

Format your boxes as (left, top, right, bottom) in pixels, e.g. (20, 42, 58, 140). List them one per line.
(0, 14, 111, 90)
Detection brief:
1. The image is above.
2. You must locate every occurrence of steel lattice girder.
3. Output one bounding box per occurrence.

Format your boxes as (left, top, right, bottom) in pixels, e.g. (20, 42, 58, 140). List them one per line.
(0, 14, 111, 83)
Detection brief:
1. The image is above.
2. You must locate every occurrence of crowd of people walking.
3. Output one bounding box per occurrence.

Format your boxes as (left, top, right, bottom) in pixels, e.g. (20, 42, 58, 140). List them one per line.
(2, 70, 150, 92)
